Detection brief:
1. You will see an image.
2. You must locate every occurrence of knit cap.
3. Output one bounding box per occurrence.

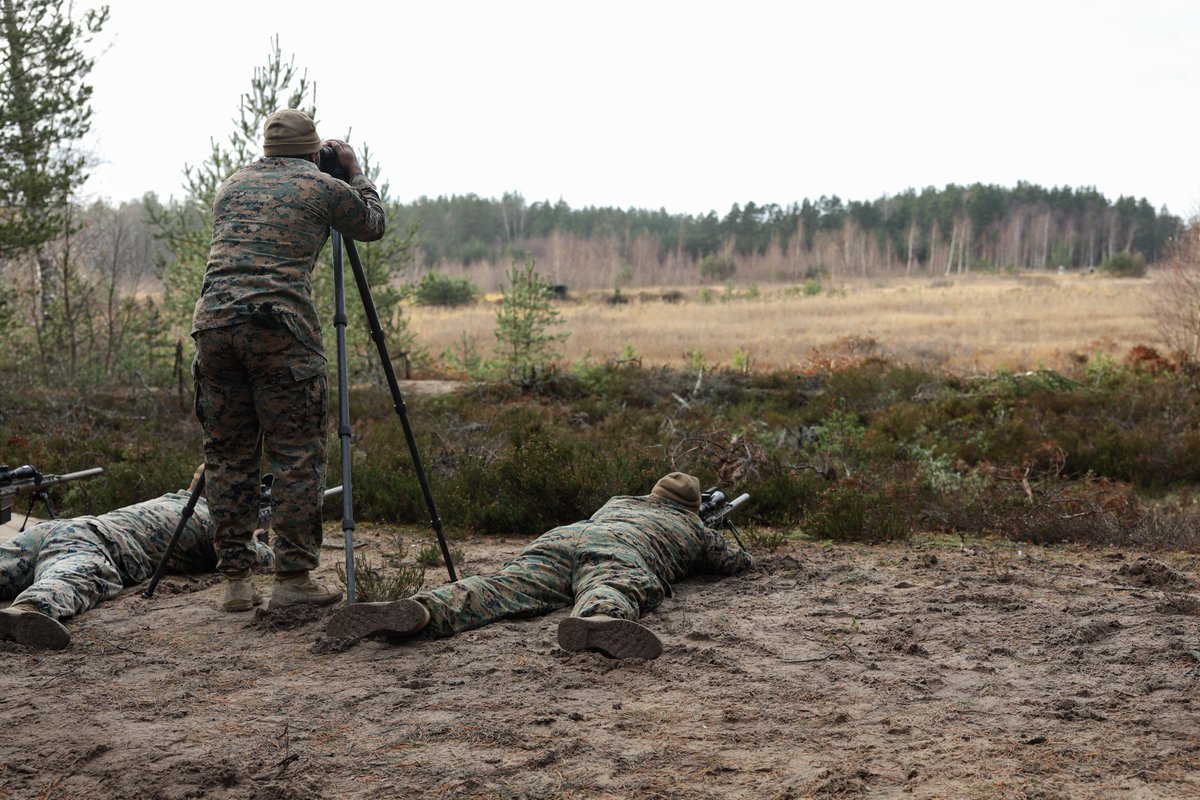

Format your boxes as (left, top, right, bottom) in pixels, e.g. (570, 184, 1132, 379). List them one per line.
(651, 472, 701, 512)
(262, 109, 320, 156)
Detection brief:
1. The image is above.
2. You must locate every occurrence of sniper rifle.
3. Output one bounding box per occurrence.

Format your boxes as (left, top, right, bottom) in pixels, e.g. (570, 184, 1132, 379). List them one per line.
(699, 487, 751, 552)
(0, 464, 105, 529)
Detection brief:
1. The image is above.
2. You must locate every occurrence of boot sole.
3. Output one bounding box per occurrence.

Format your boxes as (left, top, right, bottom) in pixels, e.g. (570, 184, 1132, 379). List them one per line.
(557, 616, 663, 660)
(324, 599, 429, 643)
(0, 608, 71, 650)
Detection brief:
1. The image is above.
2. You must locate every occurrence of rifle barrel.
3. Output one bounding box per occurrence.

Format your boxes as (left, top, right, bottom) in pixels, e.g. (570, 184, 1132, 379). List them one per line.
(0, 467, 104, 495)
(48, 467, 105, 483)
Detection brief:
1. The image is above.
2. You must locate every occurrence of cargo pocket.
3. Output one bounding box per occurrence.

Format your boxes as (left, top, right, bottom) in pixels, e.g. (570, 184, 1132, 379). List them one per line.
(290, 358, 325, 383)
(290, 355, 328, 433)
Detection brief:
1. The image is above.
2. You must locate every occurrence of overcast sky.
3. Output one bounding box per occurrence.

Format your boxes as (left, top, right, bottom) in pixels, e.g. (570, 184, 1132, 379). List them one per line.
(80, 0, 1200, 219)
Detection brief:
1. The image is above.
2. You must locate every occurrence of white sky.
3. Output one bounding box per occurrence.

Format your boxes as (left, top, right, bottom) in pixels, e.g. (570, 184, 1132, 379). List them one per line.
(81, 0, 1200, 219)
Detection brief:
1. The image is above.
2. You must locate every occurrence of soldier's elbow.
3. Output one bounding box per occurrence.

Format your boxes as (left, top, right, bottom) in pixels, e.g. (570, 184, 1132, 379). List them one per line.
(360, 224, 386, 242)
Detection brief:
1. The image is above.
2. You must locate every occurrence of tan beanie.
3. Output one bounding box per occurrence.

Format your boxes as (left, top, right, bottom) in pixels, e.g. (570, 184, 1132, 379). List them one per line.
(651, 472, 701, 512)
(262, 109, 320, 156)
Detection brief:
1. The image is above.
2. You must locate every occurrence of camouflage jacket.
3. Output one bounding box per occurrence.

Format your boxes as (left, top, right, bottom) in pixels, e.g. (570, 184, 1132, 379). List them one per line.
(583, 495, 754, 585)
(191, 157, 386, 356)
(68, 492, 218, 584)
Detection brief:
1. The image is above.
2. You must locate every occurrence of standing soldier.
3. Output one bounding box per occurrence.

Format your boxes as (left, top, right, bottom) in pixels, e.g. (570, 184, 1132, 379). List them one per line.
(191, 109, 385, 612)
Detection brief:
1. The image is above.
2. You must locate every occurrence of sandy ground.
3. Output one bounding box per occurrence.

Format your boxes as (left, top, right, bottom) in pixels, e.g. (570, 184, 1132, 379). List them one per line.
(2, 525, 1199, 800)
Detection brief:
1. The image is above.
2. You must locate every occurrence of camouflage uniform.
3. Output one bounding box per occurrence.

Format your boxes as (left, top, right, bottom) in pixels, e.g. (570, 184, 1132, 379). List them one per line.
(0, 493, 270, 621)
(416, 495, 753, 637)
(191, 157, 385, 575)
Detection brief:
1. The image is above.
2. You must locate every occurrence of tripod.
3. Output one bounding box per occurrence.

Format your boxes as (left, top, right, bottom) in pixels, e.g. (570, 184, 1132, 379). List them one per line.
(332, 231, 458, 602)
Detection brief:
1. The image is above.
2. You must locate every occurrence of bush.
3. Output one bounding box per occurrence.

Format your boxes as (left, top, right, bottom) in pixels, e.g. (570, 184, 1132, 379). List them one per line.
(1099, 250, 1147, 278)
(417, 542, 464, 567)
(413, 271, 478, 306)
(336, 555, 425, 602)
(18, 354, 1200, 550)
(804, 481, 911, 542)
(699, 254, 735, 281)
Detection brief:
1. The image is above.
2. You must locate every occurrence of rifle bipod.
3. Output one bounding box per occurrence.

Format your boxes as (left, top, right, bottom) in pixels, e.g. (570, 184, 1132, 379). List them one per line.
(332, 232, 458, 603)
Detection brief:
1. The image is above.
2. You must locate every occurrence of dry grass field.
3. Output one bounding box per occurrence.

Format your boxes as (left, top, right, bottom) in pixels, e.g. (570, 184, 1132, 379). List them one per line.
(409, 272, 1161, 375)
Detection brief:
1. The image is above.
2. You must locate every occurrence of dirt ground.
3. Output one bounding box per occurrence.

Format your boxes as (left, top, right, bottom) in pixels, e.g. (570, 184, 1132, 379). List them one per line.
(2, 525, 1199, 800)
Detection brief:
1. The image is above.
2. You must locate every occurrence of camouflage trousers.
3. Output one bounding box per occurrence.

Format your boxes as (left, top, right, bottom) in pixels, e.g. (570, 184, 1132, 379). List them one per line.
(0, 521, 125, 620)
(193, 321, 328, 574)
(416, 527, 667, 638)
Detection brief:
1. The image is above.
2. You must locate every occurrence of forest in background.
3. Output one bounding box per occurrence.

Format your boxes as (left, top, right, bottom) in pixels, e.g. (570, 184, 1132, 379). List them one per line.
(393, 183, 1182, 291)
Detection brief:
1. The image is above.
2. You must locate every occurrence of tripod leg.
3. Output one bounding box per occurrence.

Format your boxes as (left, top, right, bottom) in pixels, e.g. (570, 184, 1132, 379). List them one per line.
(344, 238, 457, 582)
(332, 232, 358, 603)
(143, 471, 206, 598)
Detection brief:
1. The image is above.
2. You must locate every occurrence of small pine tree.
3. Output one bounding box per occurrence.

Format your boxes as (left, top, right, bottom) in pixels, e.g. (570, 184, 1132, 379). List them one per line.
(0, 0, 109, 260)
(493, 259, 569, 387)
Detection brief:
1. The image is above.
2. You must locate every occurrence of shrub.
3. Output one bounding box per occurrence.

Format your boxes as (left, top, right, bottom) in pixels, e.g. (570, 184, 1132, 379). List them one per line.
(19, 355, 1200, 548)
(1098, 250, 1146, 278)
(414, 271, 478, 306)
(336, 554, 425, 602)
(417, 542, 464, 567)
(804, 481, 911, 542)
(699, 254, 735, 281)
(744, 526, 789, 550)
(440, 332, 486, 378)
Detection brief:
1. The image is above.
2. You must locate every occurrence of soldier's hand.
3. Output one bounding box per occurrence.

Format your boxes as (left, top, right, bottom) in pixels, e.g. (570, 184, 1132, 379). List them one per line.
(322, 139, 362, 179)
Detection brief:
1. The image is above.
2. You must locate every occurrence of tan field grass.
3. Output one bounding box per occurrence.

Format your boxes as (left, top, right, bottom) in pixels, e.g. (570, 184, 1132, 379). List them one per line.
(408, 272, 1163, 374)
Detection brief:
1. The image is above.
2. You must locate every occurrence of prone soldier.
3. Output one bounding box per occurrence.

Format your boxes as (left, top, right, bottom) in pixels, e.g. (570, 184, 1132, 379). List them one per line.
(325, 472, 754, 659)
(0, 471, 273, 650)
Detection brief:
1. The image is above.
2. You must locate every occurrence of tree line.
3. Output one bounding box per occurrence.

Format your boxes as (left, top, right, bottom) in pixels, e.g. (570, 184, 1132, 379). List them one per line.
(395, 183, 1182, 282)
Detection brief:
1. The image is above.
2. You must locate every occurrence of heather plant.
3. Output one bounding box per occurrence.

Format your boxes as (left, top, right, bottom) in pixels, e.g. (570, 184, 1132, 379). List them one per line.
(803, 480, 912, 543)
(10, 353, 1200, 553)
(416, 542, 464, 567)
(336, 553, 425, 603)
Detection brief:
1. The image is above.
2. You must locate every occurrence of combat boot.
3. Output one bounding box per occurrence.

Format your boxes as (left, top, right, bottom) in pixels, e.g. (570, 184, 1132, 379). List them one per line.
(557, 614, 663, 660)
(0, 602, 70, 650)
(221, 569, 263, 612)
(268, 572, 343, 610)
(324, 598, 430, 646)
